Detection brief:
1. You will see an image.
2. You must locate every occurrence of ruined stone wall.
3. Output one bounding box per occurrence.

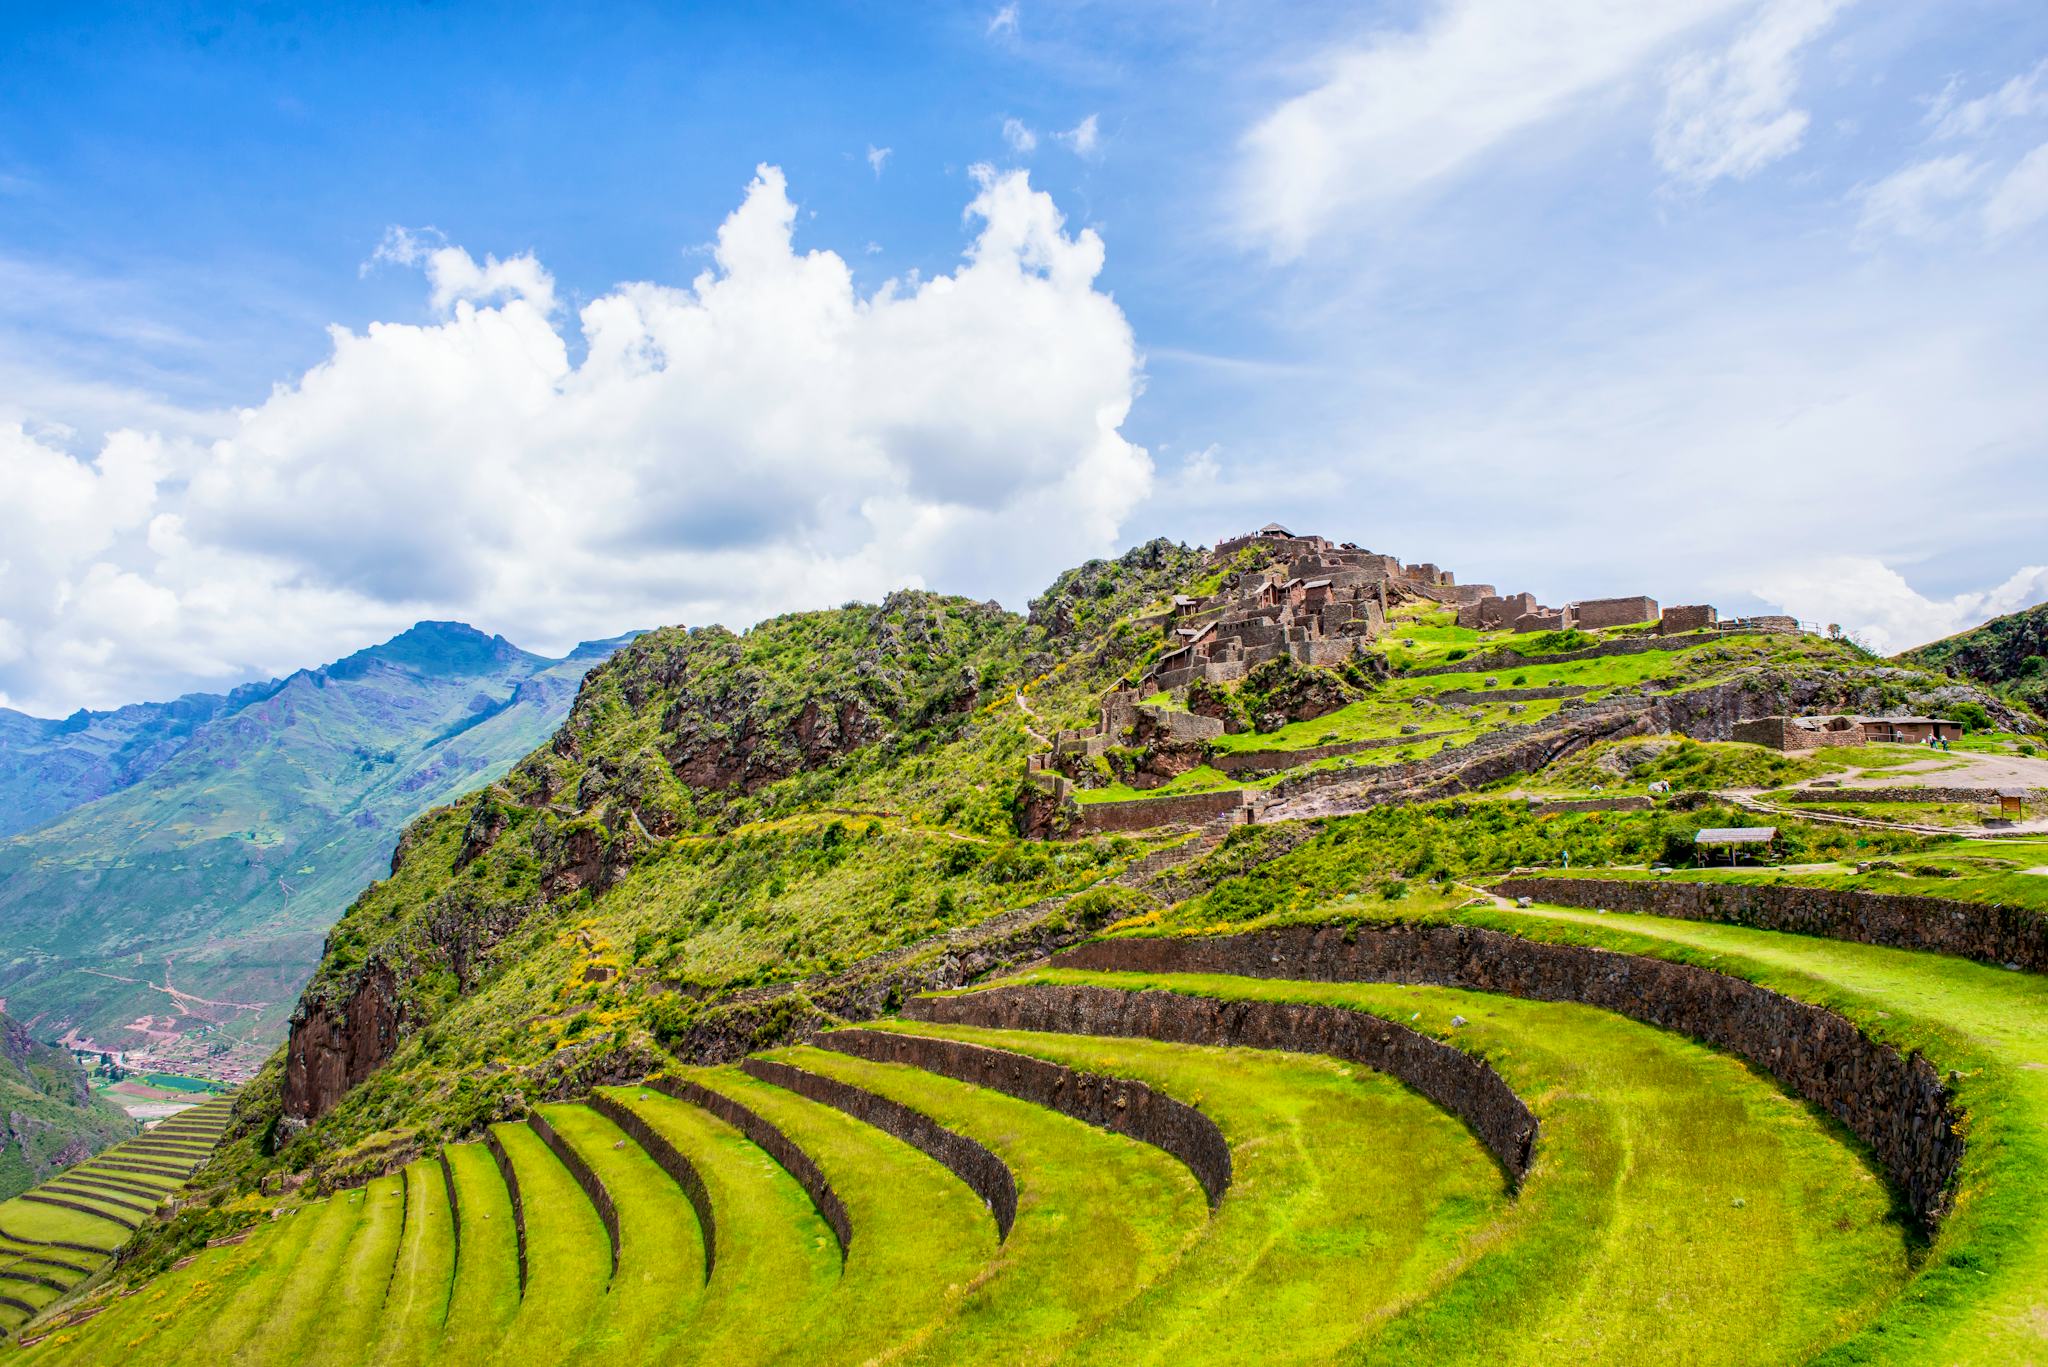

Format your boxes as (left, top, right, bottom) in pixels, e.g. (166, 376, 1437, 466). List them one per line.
(1568, 597, 1660, 630)
(1055, 924, 1961, 1230)
(1660, 605, 1717, 634)
(649, 1076, 851, 1259)
(1208, 731, 1458, 777)
(1730, 717, 1864, 751)
(909, 983, 1534, 1184)
(482, 1127, 527, 1293)
(740, 1057, 1016, 1238)
(1069, 789, 1256, 836)
(1787, 786, 2046, 805)
(1525, 796, 1653, 813)
(821, 1026, 1232, 1206)
(586, 1092, 717, 1280)
(1494, 874, 2048, 974)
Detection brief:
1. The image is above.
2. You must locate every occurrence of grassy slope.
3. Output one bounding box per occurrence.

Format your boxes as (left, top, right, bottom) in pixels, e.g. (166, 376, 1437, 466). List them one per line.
(370, 1159, 456, 1367)
(871, 1019, 1503, 1363)
(763, 1043, 1208, 1364)
(1018, 968, 1905, 1366)
(596, 1087, 838, 1365)
(491, 1122, 609, 1367)
(306, 1172, 406, 1367)
(437, 1144, 519, 1362)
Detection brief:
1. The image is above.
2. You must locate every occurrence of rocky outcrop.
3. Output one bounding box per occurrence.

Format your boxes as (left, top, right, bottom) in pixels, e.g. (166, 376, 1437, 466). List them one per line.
(282, 959, 403, 1127)
(1495, 875, 2048, 974)
(1057, 924, 1962, 1231)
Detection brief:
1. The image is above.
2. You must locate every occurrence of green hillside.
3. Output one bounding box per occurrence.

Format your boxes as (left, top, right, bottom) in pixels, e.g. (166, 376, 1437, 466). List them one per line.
(1898, 598, 2048, 719)
(8, 529, 2048, 1361)
(0, 1016, 134, 1202)
(0, 624, 636, 1079)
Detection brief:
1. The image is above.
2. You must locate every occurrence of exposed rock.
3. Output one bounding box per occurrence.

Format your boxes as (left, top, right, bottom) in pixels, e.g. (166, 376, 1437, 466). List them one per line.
(282, 958, 403, 1126)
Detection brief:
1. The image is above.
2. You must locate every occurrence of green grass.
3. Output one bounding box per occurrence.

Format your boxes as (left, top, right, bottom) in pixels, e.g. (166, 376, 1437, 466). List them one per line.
(1015, 968, 1908, 1365)
(304, 1172, 405, 1367)
(224, 1189, 363, 1364)
(438, 1143, 521, 1363)
(764, 1042, 1208, 1365)
(371, 1159, 457, 1367)
(867, 1019, 1504, 1363)
(596, 1086, 839, 1365)
(1464, 900, 2048, 1365)
(490, 1122, 611, 1367)
(1524, 858, 2048, 916)
(145, 1203, 323, 1364)
(681, 1065, 996, 1366)
(536, 1103, 706, 1364)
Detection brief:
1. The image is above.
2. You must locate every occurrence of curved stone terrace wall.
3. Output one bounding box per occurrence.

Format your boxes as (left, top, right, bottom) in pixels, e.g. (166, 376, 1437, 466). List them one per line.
(437, 1151, 461, 1273)
(1056, 924, 1962, 1230)
(481, 1128, 527, 1295)
(908, 983, 1535, 1185)
(526, 1112, 619, 1282)
(0, 1224, 114, 1258)
(1495, 875, 2048, 975)
(818, 1027, 1233, 1208)
(649, 1076, 852, 1261)
(587, 1093, 718, 1282)
(1406, 630, 1734, 678)
(16, 1195, 137, 1230)
(741, 1058, 1016, 1240)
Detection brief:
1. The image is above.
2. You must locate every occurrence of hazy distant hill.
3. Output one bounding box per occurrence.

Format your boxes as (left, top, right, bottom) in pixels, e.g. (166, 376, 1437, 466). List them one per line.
(0, 622, 636, 1077)
(0, 1009, 134, 1200)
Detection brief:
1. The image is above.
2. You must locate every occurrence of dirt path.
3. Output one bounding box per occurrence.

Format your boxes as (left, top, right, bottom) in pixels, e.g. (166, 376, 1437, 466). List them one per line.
(1014, 690, 1051, 749)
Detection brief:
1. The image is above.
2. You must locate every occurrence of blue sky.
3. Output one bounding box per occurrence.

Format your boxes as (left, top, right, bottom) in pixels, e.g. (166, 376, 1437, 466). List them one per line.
(3, 1, 2046, 713)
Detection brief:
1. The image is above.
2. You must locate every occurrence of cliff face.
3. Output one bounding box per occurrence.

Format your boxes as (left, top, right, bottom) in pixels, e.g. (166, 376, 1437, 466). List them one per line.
(281, 960, 402, 1127)
(1900, 600, 2048, 719)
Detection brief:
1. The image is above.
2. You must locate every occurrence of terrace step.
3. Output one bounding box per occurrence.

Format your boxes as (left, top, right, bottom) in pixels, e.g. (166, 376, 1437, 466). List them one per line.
(594, 1086, 838, 1365)
(534, 1103, 707, 1363)
(305, 1172, 405, 1367)
(437, 1144, 521, 1362)
(488, 1121, 611, 1367)
(221, 1190, 365, 1364)
(762, 1043, 1208, 1363)
(368, 1159, 457, 1367)
(681, 1067, 995, 1364)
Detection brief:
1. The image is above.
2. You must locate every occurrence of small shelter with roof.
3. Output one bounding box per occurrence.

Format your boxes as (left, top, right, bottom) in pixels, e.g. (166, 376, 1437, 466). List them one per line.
(1694, 826, 1778, 864)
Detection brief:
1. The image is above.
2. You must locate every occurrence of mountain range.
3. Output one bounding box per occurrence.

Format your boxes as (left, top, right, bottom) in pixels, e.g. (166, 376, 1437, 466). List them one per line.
(0, 622, 636, 1079)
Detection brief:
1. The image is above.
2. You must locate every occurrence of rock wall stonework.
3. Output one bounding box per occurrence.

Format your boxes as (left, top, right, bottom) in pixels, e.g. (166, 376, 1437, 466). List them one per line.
(527, 1112, 619, 1279)
(909, 984, 1535, 1184)
(820, 1026, 1233, 1207)
(282, 959, 403, 1126)
(1494, 875, 2048, 975)
(1055, 924, 1962, 1230)
(1071, 789, 1256, 836)
(587, 1093, 717, 1280)
(481, 1126, 527, 1293)
(740, 1058, 1016, 1239)
(650, 1075, 851, 1260)
(1784, 786, 2047, 806)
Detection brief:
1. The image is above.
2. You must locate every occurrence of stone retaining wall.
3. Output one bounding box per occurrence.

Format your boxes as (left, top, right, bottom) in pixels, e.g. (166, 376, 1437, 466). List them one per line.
(650, 1076, 852, 1260)
(1526, 796, 1654, 813)
(1408, 631, 1733, 678)
(1784, 786, 2047, 805)
(1071, 789, 1257, 836)
(17, 1194, 137, 1230)
(437, 1152, 461, 1272)
(92, 1159, 187, 1179)
(481, 1128, 527, 1294)
(587, 1093, 718, 1281)
(1433, 686, 1588, 706)
(741, 1058, 1016, 1239)
(1208, 731, 1457, 777)
(1494, 875, 2048, 974)
(527, 1112, 619, 1280)
(819, 1027, 1232, 1207)
(909, 984, 1534, 1184)
(1055, 924, 1961, 1229)
(0, 1224, 112, 1258)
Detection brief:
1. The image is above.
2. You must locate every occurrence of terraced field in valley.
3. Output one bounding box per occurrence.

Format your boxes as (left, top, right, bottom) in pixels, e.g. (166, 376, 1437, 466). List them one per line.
(12, 895, 2044, 1364)
(0, 1095, 235, 1340)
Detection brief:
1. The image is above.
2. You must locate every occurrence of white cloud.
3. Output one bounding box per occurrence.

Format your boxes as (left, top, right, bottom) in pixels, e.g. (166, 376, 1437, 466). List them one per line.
(1754, 558, 2048, 654)
(1654, 0, 1852, 187)
(1930, 58, 2048, 140)
(1986, 141, 2048, 238)
(987, 4, 1018, 39)
(1058, 114, 1101, 158)
(0, 166, 1151, 715)
(1233, 0, 1752, 256)
(866, 145, 892, 177)
(1002, 117, 1038, 154)
(1854, 154, 1983, 241)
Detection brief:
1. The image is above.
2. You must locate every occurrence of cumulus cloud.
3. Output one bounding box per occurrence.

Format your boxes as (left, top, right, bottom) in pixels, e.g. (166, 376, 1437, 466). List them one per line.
(1002, 117, 1038, 154)
(0, 166, 1150, 715)
(1654, 0, 1851, 187)
(1986, 141, 2048, 238)
(1058, 114, 1101, 158)
(1233, 0, 1751, 256)
(1754, 559, 2048, 654)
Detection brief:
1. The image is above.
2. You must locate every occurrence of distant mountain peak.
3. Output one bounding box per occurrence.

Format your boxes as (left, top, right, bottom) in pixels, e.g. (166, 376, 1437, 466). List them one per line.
(326, 621, 545, 681)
